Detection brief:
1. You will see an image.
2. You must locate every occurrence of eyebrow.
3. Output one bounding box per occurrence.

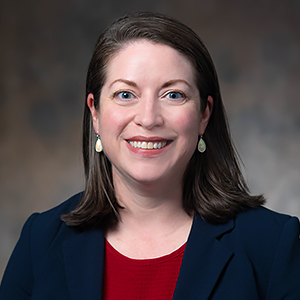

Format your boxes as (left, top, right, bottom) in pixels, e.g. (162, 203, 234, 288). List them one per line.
(109, 79, 138, 88)
(109, 78, 192, 89)
(161, 79, 192, 88)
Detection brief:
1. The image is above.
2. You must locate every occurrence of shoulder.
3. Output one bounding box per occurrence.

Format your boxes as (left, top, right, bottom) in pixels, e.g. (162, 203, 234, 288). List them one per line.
(222, 206, 300, 269)
(214, 206, 300, 265)
(21, 192, 84, 252)
(35, 190, 83, 219)
(234, 206, 298, 240)
(231, 207, 300, 298)
(25, 192, 83, 229)
(0, 193, 85, 298)
(236, 205, 292, 223)
(38, 191, 83, 219)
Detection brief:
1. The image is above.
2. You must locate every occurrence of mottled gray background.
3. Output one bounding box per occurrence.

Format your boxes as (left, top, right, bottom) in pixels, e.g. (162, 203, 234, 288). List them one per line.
(1, 0, 299, 278)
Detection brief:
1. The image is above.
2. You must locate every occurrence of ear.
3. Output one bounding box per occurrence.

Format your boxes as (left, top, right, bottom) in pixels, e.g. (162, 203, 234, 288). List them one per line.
(199, 96, 213, 135)
(87, 93, 100, 135)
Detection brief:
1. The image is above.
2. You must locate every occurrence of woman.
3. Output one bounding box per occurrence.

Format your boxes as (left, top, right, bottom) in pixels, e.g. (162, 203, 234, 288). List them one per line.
(1, 12, 299, 300)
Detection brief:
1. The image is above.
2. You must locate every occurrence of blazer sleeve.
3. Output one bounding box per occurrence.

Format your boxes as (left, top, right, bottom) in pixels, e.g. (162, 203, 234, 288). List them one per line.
(0, 213, 39, 300)
(266, 216, 300, 299)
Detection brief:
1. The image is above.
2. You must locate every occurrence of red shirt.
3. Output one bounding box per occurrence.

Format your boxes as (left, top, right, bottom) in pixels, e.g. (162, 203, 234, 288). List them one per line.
(102, 240, 186, 299)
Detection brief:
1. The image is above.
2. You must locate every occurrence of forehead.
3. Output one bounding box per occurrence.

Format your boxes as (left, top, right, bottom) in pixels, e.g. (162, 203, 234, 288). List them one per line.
(105, 39, 197, 83)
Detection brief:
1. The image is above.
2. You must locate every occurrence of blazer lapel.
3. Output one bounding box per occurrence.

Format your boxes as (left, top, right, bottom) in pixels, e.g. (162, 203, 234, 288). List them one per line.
(63, 227, 105, 300)
(173, 215, 234, 300)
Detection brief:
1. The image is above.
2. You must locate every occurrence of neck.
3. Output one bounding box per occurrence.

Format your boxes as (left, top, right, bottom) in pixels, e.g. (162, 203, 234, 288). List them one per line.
(106, 168, 193, 259)
(113, 167, 186, 223)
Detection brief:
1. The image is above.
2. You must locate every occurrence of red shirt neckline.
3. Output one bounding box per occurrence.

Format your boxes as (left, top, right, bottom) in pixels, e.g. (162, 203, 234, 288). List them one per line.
(105, 239, 186, 265)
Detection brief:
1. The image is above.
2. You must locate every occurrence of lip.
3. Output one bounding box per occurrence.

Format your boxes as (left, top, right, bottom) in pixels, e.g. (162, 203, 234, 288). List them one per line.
(126, 135, 171, 142)
(125, 136, 173, 156)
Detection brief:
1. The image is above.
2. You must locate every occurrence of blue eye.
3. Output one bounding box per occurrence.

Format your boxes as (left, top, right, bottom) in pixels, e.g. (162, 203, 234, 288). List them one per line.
(166, 91, 185, 100)
(117, 91, 133, 100)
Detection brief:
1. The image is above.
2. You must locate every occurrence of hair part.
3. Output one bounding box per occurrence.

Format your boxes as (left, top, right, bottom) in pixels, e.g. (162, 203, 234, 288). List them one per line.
(62, 12, 265, 229)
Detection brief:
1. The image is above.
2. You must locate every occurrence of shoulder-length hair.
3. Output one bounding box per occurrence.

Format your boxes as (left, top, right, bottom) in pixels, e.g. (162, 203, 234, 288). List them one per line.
(62, 12, 265, 229)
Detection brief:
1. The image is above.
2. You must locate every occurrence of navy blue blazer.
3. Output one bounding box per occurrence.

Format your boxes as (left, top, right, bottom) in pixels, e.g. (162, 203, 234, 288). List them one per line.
(1, 192, 300, 299)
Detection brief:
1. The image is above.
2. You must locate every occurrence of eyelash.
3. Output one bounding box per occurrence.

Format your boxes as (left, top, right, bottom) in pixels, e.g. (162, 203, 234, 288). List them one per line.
(112, 90, 187, 103)
(164, 91, 186, 101)
(113, 91, 135, 101)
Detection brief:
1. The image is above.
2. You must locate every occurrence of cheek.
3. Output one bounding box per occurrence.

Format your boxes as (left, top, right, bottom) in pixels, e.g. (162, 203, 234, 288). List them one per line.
(99, 105, 129, 138)
(172, 108, 201, 137)
(99, 106, 115, 136)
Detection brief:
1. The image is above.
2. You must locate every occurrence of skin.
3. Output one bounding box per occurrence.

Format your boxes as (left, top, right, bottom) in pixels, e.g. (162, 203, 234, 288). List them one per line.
(88, 40, 213, 258)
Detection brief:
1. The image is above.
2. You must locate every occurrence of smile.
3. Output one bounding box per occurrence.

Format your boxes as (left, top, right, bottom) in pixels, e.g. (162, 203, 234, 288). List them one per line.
(127, 141, 168, 150)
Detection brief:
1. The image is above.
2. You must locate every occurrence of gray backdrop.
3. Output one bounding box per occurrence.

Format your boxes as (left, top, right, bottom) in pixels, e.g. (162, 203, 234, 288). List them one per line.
(1, 0, 299, 278)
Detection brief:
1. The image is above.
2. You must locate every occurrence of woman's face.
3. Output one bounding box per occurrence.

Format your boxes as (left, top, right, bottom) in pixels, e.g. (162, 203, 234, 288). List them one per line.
(89, 40, 211, 186)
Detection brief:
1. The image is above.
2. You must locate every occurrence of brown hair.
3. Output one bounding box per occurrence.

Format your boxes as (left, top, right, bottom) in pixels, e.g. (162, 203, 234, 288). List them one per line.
(62, 12, 265, 229)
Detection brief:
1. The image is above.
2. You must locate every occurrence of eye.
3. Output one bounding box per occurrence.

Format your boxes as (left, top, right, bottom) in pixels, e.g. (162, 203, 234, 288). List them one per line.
(167, 92, 182, 99)
(165, 91, 186, 102)
(116, 91, 134, 100)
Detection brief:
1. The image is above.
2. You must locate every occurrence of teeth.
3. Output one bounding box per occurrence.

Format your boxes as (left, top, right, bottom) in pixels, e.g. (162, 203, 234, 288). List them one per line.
(129, 141, 167, 149)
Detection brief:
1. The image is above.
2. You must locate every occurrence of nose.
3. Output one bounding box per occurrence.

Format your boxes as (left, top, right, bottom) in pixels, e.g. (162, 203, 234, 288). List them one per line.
(134, 95, 164, 129)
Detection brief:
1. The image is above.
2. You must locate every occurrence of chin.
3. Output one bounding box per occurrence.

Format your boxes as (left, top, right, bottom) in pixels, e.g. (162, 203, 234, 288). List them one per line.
(130, 173, 165, 185)
(129, 166, 180, 187)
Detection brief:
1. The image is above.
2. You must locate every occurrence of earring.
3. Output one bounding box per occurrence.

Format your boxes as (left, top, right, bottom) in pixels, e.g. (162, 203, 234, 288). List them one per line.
(95, 135, 103, 153)
(198, 136, 206, 153)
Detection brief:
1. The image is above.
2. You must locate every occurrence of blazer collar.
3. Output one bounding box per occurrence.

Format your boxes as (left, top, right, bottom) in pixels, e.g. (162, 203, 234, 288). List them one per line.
(63, 227, 105, 300)
(62, 214, 234, 300)
(173, 214, 234, 300)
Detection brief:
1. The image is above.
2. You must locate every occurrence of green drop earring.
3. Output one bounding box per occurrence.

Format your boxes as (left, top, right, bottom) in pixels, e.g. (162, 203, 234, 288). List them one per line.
(198, 136, 206, 153)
